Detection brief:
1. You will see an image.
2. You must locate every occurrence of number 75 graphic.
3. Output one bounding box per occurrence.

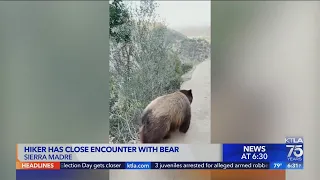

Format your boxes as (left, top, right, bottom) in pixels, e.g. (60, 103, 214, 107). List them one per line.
(286, 145, 303, 157)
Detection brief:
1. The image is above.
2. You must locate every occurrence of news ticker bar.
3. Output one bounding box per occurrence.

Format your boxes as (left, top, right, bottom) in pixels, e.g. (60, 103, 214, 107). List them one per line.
(17, 162, 303, 170)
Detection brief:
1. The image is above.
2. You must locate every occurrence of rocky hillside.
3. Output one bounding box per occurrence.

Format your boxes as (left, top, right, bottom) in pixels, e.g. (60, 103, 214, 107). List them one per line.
(110, 23, 211, 70)
(164, 28, 211, 64)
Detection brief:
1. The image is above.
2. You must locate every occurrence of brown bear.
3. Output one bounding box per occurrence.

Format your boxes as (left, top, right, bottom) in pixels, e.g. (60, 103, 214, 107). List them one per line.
(139, 89, 193, 143)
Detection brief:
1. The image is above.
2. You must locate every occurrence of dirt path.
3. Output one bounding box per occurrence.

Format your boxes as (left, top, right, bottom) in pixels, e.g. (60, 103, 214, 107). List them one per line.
(110, 59, 211, 180)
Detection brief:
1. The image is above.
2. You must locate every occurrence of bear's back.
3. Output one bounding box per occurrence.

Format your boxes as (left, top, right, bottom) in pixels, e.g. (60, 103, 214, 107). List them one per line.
(143, 91, 190, 123)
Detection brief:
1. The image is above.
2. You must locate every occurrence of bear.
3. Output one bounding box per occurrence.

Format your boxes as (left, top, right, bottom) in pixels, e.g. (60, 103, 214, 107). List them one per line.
(139, 89, 193, 143)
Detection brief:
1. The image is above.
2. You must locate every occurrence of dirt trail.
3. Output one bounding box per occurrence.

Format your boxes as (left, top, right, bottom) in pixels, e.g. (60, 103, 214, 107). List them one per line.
(110, 59, 211, 180)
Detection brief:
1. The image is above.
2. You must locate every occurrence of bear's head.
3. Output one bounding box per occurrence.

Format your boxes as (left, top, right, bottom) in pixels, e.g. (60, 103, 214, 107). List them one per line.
(179, 89, 193, 104)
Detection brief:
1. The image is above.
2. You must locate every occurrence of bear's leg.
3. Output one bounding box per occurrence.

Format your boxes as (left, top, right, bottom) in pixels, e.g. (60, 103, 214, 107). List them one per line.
(149, 140, 161, 143)
(142, 135, 162, 143)
(140, 125, 162, 143)
(179, 108, 191, 133)
(163, 132, 171, 139)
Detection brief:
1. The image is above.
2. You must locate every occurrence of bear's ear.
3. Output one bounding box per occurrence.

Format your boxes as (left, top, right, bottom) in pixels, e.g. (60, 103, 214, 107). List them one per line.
(188, 89, 192, 94)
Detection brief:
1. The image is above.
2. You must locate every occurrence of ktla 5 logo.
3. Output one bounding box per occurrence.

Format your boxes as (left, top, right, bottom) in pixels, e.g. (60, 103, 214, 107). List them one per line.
(286, 145, 303, 161)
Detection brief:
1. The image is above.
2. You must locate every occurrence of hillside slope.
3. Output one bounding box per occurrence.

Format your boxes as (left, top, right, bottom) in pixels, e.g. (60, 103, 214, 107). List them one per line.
(163, 27, 211, 64)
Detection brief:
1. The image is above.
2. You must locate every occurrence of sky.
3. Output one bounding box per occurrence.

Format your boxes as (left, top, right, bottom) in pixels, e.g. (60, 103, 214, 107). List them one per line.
(155, 1, 211, 29)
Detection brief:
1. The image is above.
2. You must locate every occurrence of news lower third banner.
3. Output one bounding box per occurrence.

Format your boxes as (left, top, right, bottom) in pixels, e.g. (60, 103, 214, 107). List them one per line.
(16, 137, 303, 171)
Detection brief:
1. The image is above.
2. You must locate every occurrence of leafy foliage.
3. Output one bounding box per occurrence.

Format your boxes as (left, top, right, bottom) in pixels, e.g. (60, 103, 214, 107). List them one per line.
(181, 63, 193, 74)
(109, 0, 131, 43)
(178, 38, 210, 63)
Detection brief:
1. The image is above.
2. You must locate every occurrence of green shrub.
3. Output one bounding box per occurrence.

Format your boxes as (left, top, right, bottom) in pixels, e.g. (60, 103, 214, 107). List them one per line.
(181, 63, 193, 74)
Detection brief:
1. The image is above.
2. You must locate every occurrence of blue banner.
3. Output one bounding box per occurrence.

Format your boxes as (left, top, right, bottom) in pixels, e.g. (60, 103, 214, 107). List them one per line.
(269, 162, 286, 170)
(285, 162, 304, 170)
(222, 144, 287, 162)
(269, 161, 304, 170)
